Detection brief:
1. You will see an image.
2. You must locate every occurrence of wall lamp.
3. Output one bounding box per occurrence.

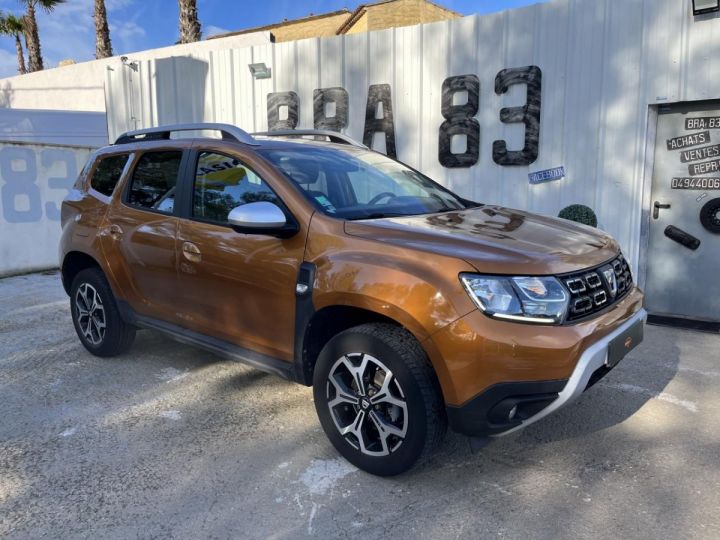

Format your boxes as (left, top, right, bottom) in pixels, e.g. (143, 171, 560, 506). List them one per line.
(120, 56, 138, 72)
(249, 62, 272, 80)
(693, 0, 720, 16)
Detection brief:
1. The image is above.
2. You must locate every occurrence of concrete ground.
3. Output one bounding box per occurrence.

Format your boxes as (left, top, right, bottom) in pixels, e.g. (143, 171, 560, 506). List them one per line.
(0, 272, 718, 539)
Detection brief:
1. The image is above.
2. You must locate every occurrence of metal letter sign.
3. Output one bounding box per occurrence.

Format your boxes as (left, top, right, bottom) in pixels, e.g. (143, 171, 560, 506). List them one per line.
(439, 75, 481, 168)
(363, 84, 397, 158)
(267, 92, 299, 131)
(313, 87, 349, 132)
(266, 66, 543, 166)
(493, 66, 542, 166)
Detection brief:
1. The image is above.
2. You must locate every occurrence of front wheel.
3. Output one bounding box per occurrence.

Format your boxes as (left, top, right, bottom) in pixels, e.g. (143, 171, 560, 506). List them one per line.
(313, 323, 446, 476)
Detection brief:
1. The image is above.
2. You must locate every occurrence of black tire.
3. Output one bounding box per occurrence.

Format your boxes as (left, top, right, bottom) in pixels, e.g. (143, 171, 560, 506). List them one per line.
(700, 197, 720, 234)
(313, 323, 447, 476)
(70, 267, 135, 357)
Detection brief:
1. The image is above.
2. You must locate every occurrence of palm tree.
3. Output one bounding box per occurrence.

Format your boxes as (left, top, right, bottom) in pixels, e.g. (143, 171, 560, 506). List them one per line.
(177, 0, 201, 44)
(94, 0, 112, 59)
(20, 0, 66, 72)
(0, 13, 27, 74)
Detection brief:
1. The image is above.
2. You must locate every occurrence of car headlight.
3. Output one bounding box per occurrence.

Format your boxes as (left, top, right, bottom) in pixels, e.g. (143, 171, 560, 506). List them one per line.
(460, 274, 569, 324)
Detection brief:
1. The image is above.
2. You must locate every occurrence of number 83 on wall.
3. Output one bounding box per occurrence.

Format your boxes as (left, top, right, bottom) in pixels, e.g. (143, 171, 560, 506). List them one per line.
(0, 146, 87, 224)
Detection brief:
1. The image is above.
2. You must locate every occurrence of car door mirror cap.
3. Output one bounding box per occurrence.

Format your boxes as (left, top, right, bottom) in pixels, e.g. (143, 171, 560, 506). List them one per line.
(229, 201, 287, 228)
(228, 201, 298, 237)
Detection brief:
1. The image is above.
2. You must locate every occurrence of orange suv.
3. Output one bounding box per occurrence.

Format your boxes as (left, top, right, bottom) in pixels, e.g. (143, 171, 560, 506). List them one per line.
(60, 123, 646, 476)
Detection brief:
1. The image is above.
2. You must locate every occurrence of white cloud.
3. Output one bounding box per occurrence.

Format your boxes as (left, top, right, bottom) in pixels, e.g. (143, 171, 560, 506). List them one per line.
(106, 0, 137, 10)
(111, 21, 147, 55)
(204, 25, 230, 39)
(36, 3, 96, 67)
(0, 0, 144, 69)
(0, 48, 19, 79)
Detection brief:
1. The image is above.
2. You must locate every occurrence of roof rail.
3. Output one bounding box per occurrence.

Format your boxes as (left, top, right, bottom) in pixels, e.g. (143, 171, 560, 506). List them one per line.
(114, 123, 259, 146)
(252, 129, 368, 148)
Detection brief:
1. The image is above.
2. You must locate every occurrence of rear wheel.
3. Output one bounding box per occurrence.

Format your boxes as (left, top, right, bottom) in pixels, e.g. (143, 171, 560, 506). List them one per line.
(313, 323, 446, 476)
(70, 268, 135, 357)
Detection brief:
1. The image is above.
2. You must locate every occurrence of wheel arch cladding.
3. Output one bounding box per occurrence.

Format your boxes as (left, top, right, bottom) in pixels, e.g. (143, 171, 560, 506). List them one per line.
(298, 304, 433, 387)
(61, 251, 102, 294)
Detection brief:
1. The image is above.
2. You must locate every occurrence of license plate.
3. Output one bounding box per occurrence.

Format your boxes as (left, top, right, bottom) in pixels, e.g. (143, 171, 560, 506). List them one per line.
(606, 319, 644, 368)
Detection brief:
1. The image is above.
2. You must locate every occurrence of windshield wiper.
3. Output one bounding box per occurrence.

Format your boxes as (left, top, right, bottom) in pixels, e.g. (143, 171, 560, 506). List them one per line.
(349, 212, 406, 220)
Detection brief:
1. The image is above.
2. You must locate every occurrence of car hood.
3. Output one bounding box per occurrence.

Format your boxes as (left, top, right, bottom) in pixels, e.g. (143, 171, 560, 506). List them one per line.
(343, 205, 619, 275)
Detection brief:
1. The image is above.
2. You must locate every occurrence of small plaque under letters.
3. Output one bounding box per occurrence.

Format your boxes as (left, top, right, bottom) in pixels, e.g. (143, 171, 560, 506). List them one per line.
(529, 166, 565, 185)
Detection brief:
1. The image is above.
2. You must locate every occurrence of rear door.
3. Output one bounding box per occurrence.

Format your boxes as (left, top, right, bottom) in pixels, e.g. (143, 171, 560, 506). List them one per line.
(100, 145, 188, 323)
(174, 143, 308, 361)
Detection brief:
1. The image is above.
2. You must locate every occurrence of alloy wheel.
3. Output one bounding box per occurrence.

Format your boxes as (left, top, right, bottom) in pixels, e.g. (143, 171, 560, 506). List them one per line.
(326, 353, 408, 456)
(74, 282, 106, 346)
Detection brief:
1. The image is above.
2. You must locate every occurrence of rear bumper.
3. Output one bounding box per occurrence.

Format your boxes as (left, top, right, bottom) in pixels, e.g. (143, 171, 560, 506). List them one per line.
(445, 307, 647, 437)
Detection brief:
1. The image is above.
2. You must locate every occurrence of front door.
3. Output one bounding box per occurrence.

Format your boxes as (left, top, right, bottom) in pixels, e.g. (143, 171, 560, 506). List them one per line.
(175, 147, 307, 361)
(645, 102, 720, 322)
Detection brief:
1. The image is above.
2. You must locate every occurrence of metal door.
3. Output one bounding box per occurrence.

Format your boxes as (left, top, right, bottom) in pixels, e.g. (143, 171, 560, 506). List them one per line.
(645, 103, 720, 322)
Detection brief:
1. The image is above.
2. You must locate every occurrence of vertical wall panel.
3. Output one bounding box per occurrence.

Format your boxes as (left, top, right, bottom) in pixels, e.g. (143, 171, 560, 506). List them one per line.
(531, 0, 569, 214)
(420, 20, 449, 185)
(273, 40, 298, 99)
(367, 28, 395, 155)
(393, 25, 423, 170)
(319, 36, 345, 90)
(296, 39, 320, 129)
(343, 32, 369, 143)
(474, 11, 507, 205)
(500, 5, 538, 211)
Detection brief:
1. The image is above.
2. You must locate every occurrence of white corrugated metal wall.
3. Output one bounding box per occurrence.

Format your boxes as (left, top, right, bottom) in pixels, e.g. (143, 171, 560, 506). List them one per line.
(105, 0, 720, 277)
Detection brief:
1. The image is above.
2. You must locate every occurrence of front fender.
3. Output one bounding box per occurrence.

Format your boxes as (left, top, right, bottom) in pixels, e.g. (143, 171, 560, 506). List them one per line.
(305, 216, 479, 400)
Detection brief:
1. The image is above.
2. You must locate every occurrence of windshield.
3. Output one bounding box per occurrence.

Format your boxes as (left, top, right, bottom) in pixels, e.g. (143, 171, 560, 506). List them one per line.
(258, 146, 475, 220)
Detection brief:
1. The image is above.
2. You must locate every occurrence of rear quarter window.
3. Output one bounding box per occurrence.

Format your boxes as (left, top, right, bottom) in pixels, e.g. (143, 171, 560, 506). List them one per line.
(90, 154, 130, 197)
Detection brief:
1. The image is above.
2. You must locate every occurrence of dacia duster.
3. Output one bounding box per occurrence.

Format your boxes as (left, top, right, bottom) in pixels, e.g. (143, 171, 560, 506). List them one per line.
(60, 123, 646, 476)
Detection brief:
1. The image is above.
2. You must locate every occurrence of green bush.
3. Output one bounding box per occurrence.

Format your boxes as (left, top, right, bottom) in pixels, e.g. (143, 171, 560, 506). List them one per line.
(558, 204, 598, 227)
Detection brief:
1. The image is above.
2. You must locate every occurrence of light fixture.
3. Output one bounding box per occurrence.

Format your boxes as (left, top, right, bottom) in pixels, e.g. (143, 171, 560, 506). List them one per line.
(249, 62, 272, 80)
(120, 56, 138, 72)
(693, 0, 720, 16)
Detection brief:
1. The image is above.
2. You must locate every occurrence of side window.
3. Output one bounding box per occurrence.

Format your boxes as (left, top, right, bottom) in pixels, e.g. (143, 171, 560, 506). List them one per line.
(127, 151, 182, 214)
(90, 154, 129, 196)
(193, 152, 280, 223)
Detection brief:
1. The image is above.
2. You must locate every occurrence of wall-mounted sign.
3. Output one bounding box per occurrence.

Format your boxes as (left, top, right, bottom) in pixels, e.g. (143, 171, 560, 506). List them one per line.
(679, 143, 720, 163)
(685, 116, 720, 130)
(688, 158, 720, 176)
(267, 65, 543, 168)
(529, 166, 565, 185)
(671, 177, 720, 190)
(667, 131, 710, 150)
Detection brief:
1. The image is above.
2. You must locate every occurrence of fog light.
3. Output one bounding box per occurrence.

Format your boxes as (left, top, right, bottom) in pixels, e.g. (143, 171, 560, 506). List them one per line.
(508, 405, 518, 421)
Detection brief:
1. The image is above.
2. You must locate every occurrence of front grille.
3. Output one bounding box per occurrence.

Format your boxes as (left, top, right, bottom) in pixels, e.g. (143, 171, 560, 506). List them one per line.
(563, 254, 633, 322)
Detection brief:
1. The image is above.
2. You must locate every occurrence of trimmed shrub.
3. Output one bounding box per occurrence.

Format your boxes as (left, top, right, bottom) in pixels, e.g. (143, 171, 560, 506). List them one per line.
(558, 204, 598, 227)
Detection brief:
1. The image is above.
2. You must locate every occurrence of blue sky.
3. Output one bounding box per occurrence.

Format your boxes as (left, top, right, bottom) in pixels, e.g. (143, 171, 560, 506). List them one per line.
(0, 0, 548, 78)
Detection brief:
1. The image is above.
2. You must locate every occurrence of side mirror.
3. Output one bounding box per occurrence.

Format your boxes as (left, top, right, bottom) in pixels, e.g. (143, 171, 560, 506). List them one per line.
(227, 201, 297, 237)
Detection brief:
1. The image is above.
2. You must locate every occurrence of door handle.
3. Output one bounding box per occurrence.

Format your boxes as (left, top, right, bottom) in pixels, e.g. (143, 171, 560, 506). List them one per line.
(108, 224, 123, 240)
(653, 201, 671, 219)
(182, 241, 202, 263)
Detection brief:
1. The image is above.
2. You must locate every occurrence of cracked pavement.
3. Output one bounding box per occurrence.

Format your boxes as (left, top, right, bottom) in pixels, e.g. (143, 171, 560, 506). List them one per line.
(1, 271, 719, 538)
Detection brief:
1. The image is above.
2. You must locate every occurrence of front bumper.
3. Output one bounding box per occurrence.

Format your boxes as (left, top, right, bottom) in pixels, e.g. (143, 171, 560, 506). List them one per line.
(444, 307, 647, 436)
